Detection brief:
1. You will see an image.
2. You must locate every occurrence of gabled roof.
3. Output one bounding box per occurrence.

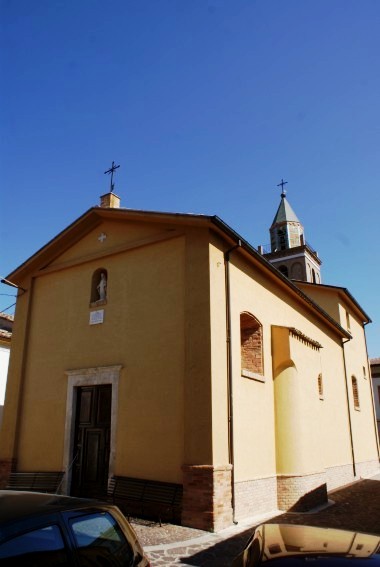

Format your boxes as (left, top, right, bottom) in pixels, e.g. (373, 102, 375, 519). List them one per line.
(6, 205, 351, 341)
(271, 195, 301, 226)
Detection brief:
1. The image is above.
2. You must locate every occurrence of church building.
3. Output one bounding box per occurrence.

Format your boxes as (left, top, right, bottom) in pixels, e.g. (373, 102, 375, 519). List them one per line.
(0, 184, 378, 531)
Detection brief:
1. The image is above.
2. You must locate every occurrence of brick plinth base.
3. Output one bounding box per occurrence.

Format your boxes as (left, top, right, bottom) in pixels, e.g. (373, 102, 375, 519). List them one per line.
(235, 476, 277, 521)
(356, 459, 380, 479)
(182, 464, 233, 532)
(277, 471, 327, 512)
(0, 459, 16, 488)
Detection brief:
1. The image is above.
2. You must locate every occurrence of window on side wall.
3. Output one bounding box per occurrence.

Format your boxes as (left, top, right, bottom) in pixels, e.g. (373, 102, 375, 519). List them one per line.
(352, 376, 360, 410)
(346, 310, 351, 333)
(318, 373, 324, 400)
(240, 312, 264, 381)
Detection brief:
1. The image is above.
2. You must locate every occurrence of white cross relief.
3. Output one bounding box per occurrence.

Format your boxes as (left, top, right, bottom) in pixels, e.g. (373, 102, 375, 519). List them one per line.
(98, 233, 107, 243)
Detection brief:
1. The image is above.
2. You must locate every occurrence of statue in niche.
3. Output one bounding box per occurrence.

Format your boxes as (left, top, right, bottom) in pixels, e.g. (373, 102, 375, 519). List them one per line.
(97, 272, 107, 301)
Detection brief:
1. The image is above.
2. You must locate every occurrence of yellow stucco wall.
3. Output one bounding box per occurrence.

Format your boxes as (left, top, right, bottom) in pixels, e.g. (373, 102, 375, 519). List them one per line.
(208, 245, 374, 483)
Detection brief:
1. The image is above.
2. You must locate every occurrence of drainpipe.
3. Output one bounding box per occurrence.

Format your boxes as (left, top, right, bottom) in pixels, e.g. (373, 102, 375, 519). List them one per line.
(224, 239, 241, 525)
(363, 322, 380, 461)
(341, 338, 356, 477)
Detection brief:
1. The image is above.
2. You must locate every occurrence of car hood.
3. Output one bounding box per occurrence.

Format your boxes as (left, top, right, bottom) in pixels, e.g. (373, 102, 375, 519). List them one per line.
(234, 524, 380, 565)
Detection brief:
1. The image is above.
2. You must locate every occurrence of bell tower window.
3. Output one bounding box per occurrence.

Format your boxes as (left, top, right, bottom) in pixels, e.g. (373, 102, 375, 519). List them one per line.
(278, 228, 287, 250)
(279, 265, 289, 277)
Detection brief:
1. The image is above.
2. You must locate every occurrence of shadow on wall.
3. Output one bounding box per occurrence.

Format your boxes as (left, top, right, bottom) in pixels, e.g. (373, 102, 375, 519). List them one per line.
(286, 483, 328, 513)
(183, 479, 380, 566)
(0, 405, 3, 429)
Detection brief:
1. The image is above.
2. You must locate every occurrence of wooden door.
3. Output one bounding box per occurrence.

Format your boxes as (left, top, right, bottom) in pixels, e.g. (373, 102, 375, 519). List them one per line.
(71, 385, 111, 498)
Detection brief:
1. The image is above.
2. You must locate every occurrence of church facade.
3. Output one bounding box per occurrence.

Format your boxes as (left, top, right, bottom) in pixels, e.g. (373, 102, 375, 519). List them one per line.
(0, 190, 378, 531)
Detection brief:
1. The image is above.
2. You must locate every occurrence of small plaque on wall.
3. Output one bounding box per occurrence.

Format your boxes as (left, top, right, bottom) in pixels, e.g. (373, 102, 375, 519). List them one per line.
(90, 309, 104, 325)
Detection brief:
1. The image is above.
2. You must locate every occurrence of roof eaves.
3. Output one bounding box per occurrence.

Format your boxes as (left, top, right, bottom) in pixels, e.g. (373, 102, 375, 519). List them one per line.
(294, 281, 371, 324)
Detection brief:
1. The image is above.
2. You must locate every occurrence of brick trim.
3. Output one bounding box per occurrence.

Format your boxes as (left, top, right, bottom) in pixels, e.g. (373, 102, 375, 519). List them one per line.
(182, 464, 233, 531)
(277, 470, 327, 512)
(234, 475, 277, 520)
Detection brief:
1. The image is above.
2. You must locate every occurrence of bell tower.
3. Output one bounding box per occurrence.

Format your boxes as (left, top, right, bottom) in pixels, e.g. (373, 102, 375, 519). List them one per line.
(260, 180, 322, 283)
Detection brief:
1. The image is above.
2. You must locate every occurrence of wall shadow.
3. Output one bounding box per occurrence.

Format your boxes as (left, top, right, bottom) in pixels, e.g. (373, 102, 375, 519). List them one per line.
(181, 478, 380, 565)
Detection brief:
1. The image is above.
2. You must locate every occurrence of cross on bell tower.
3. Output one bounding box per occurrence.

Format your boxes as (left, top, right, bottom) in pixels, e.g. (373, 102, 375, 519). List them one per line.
(277, 178, 288, 197)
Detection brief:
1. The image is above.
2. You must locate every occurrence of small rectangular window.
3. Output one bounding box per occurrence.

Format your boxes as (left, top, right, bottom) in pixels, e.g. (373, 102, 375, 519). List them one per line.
(318, 374, 324, 400)
(346, 310, 351, 332)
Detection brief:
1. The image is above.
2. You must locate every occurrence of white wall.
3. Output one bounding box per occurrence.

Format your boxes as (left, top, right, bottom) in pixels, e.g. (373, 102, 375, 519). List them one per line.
(373, 376, 380, 428)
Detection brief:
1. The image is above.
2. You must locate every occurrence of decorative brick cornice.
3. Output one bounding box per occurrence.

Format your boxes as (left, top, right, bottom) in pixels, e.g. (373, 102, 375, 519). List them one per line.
(289, 327, 322, 350)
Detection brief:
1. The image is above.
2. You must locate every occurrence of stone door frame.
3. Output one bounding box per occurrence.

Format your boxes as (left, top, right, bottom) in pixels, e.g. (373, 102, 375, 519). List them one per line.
(62, 365, 122, 494)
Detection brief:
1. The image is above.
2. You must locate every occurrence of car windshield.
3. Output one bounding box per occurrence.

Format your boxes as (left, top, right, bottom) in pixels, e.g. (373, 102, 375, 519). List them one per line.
(70, 511, 135, 566)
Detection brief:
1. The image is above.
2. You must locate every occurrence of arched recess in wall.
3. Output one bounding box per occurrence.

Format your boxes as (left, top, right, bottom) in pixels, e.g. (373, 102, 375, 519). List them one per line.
(291, 262, 303, 280)
(90, 268, 108, 303)
(240, 312, 264, 376)
(312, 269, 316, 283)
(307, 263, 312, 281)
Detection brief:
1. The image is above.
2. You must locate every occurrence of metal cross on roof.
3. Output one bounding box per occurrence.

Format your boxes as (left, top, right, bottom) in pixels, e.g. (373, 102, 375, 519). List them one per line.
(277, 178, 288, 197)
(104, 161, 120, 193)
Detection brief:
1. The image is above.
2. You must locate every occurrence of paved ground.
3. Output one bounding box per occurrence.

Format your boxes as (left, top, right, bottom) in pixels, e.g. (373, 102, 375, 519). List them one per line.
(131, 474, 380, 566)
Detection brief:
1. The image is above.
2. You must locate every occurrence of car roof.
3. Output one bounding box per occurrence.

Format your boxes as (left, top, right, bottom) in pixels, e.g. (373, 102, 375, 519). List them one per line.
(0, 491, 106, 524)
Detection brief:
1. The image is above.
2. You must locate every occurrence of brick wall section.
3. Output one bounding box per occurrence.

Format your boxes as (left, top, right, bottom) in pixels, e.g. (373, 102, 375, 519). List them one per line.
(325, 463, 355, 491)
(234, 476, 278, 521)
(182, 464, 233, 532)
(277, 471, 328, 512)
(0, 458, 16, 488)
(325, 460, 380, 492)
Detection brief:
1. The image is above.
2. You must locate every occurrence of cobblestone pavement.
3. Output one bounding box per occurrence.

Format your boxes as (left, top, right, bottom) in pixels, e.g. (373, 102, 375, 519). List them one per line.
(131, 474, 380, 566)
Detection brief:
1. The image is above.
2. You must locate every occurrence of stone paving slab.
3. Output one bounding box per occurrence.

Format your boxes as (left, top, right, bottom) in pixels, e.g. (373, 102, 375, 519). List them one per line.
(131, 475, 380, 566)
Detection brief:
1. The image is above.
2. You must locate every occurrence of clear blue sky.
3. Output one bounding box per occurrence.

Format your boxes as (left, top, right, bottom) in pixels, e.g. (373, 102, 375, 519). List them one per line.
(1, 0, 379, 357)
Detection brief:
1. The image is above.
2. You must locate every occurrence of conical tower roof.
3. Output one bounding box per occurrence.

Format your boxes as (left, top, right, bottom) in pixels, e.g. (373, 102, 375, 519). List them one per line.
(271, 192, 301, 226)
